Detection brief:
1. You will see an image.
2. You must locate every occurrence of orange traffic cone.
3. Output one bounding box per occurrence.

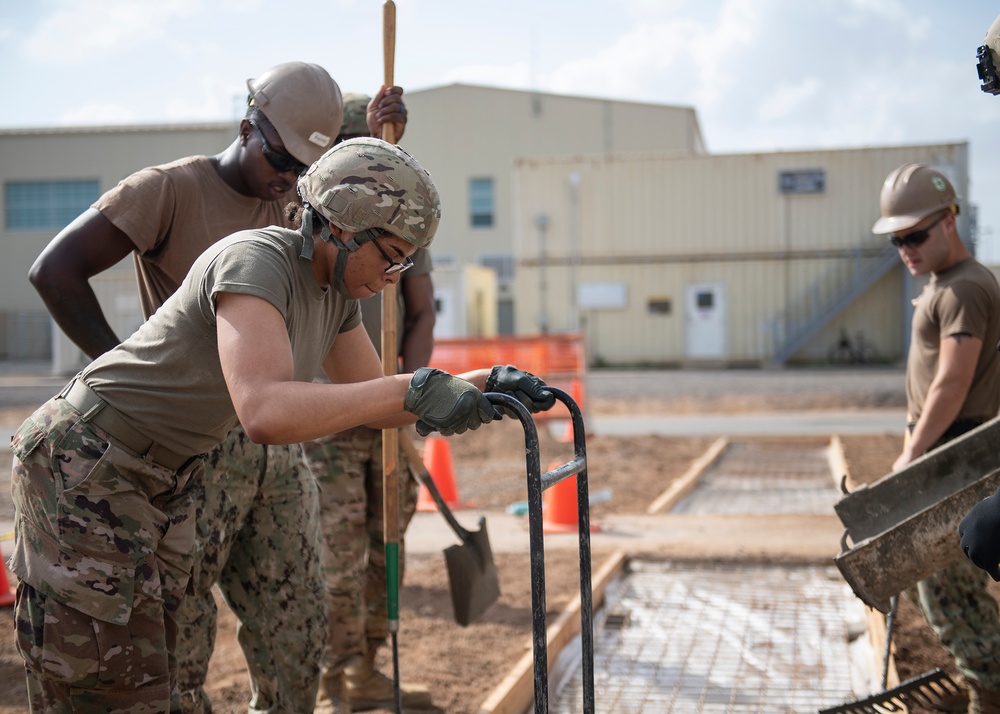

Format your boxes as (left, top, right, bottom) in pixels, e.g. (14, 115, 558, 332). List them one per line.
(0, 556, 16, 607)
(543, 461, 600, 534)
(569, 377, 585, 411)
(557, 378, 586, 443)
(416, 436, 471, 511)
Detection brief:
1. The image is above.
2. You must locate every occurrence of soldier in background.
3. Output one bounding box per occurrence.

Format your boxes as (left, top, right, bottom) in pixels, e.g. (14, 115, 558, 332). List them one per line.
(306, 94, 436, 713)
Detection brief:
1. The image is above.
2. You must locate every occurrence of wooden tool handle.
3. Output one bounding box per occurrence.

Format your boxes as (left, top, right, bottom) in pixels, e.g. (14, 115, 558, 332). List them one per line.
(382, 0, 396, 144)
(381, 0, 400, 554)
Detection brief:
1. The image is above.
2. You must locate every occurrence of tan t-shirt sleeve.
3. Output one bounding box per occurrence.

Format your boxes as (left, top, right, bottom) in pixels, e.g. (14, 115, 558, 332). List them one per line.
(93, 166, 178, 254)
(936, 281, 993, 340)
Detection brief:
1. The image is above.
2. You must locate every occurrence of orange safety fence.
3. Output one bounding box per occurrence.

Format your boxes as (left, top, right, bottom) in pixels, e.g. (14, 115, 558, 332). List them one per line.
(428, 332, 586, 420)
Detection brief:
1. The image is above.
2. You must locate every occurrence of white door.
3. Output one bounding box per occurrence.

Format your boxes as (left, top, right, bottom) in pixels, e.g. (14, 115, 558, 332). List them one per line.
(684, 283, 726, 359)
(433, 286, 458, 338)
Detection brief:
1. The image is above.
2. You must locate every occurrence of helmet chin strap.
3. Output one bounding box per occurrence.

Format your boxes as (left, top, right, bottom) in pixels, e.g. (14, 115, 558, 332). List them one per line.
(301, 204, 367, 299)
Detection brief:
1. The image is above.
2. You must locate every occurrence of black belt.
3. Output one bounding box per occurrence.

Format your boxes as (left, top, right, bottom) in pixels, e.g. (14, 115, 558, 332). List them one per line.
(61, 379, 191, 471)
(908, 417, 987, 447)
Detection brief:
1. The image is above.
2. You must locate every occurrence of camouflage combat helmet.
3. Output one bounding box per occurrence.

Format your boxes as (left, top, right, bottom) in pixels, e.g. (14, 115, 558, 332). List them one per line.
(978, 15, 1000, 95)
(247, 62, 343, 166)
(871, 163, 958, 235)
(339, 93, 372, 139)
(298, 137, 440, 248)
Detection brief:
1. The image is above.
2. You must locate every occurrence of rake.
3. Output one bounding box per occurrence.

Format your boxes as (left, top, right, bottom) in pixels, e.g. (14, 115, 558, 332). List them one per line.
(819, 595, 964, 713)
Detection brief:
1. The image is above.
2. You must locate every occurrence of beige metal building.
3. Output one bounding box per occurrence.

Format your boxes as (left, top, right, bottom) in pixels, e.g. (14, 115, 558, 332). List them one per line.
(0, 84, 704, 369)
(398, 84, 706, 335)
(0, 83, 971, 369)
(512, 142, 969, 367)
(0, 122, 239, 365)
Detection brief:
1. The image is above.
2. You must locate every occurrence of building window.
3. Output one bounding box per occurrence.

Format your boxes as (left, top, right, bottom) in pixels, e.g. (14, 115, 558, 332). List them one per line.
(5, 180, 100, 231)
(469, 177, 494, 228)
(648, 298, 672, 315)
(479, 254, 514, 284)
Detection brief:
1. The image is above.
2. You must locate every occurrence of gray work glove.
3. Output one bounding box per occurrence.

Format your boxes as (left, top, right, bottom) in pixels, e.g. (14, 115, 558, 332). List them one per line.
(959, 486, 1000, 581)
(485, 364, 557, 419)
(404, 367, 499, 437)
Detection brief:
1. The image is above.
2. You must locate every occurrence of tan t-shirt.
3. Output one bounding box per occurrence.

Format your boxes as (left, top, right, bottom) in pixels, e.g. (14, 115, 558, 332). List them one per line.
(81, 227, 361, 456)
(94, 155, 290, 318)
(906, 257, 1000, 422)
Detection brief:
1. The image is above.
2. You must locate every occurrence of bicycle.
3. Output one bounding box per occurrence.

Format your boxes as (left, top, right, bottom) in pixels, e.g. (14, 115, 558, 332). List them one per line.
(827, 328, 878, 364)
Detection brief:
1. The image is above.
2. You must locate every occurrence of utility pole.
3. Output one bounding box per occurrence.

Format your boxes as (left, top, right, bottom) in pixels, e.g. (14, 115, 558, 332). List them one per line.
(535, 213, 549, 333)
(568, 172, 581, 332)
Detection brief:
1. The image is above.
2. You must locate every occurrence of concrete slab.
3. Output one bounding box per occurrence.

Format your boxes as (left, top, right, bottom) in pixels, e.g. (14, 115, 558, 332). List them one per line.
(547, 559, 870, 713)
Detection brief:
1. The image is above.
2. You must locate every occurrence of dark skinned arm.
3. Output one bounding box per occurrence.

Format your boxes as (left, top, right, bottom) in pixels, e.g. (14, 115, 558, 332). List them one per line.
(28, 208, 137, 359)
(399, 272, 435, 372)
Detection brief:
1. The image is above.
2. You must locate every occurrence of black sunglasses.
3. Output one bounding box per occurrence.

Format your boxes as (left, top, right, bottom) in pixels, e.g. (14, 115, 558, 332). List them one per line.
(888, 212, 948, 250)
(248, 119, 309, 176)
(359, 228, 413, 274)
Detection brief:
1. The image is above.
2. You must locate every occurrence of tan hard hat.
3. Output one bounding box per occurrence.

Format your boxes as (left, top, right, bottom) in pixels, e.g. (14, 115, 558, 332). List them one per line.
(298, 137, 441, 248)
(247, 62, 343, 166)
(871, 163, 958, 235)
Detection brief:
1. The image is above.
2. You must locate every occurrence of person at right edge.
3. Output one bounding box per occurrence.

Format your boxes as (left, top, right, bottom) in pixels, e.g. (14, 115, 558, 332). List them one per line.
(872, 162, 1000, 713)
(957, 18, 1000, 714)
(307, 94, 437, 713)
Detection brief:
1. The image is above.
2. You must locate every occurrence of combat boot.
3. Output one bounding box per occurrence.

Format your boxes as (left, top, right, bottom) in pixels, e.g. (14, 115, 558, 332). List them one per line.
(970, 683, 1000, 714)
(343, 650, 433, 711)
(314, 670, 351, 714)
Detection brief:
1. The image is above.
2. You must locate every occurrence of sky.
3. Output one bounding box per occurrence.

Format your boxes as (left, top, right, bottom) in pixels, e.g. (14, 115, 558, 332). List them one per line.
(3, 0, 1000, 257)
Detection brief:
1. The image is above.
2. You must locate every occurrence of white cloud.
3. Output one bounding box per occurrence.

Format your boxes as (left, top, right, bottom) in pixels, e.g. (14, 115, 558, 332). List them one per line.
(24, 0, 201, 63)
(757, 78, 821, 122)
(58, 100, 140, 126)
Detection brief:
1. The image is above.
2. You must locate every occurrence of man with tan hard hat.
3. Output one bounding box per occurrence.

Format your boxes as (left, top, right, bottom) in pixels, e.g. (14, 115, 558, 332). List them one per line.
(873, 163, 1000, 714)
(27, 63, 406, 713)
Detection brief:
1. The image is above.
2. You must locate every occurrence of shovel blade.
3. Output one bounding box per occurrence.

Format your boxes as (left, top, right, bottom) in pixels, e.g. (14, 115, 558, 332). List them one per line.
(444, 517, 501, 626)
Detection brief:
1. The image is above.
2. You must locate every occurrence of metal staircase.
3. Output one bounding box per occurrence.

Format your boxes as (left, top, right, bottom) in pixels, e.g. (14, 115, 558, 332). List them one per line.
(770, 245, 899, 366)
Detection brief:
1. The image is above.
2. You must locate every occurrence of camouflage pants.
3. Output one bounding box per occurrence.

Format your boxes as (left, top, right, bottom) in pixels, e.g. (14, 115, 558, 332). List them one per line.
(9, 396, 199, 713)
(173, 426, 327, 714)
(908, 555, 1000, 688)
(302, 426, 420, 674)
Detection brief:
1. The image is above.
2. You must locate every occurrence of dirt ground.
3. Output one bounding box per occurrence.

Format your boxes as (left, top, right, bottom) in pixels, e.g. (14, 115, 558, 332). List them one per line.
(0, 369, 986, 713)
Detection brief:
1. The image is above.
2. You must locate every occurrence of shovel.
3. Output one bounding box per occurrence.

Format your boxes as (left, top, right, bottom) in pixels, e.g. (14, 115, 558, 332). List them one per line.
(400, 434, 501, 626)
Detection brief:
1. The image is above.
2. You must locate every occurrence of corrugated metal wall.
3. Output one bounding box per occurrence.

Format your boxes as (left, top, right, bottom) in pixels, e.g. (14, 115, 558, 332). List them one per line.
(514, 142, 967, 365)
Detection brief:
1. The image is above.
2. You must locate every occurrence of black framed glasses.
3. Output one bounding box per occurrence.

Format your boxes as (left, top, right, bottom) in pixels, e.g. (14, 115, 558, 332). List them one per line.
(248, 119, 309, 176)
(888, 212, 948, 249)
(361, 229, 413, 274)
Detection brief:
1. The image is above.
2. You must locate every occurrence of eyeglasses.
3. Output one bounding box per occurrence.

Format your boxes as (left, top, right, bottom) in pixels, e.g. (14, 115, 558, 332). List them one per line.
(888, 212, 948, 249)
(248, 119, 309, 176)
(360, 229, 413, 274)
